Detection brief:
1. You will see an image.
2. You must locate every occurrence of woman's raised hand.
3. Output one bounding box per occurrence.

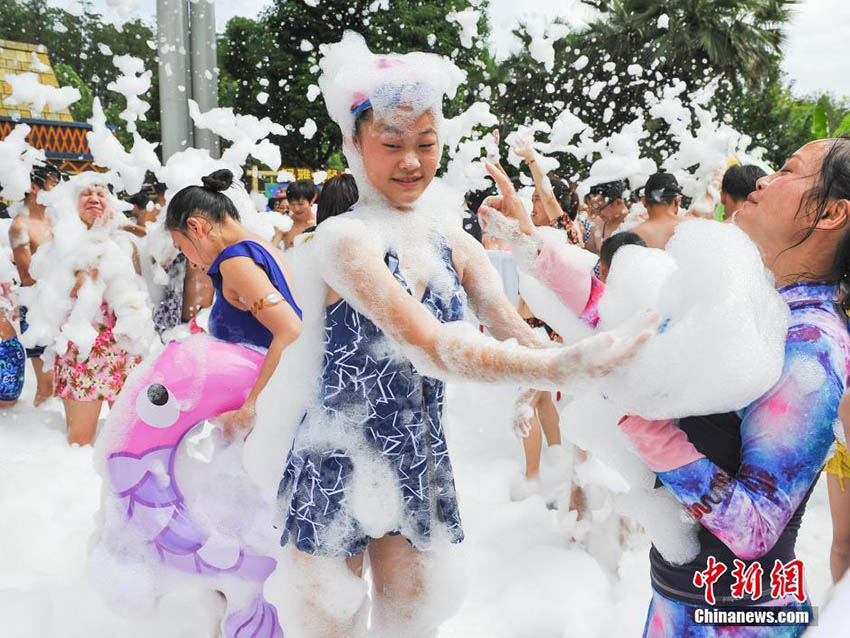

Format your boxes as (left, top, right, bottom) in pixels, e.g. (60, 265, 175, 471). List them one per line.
(512, 137, 537, 164)
(479, 161, 535, 237)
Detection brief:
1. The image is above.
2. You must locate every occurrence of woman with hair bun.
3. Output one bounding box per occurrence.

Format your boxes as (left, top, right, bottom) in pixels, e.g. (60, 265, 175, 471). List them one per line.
(165, 168, 303, 436)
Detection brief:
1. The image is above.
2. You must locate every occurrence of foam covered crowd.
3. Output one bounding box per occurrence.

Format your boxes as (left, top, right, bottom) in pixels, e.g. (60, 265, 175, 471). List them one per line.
(2, 27, 850, 638)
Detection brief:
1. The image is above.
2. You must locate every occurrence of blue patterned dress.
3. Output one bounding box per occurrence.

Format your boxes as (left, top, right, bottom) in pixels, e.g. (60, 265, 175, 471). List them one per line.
(277, 243, 465, 556)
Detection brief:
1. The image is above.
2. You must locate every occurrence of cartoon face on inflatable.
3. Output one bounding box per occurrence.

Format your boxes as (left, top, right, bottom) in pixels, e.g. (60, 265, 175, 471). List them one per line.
(93, 335, 284, 638)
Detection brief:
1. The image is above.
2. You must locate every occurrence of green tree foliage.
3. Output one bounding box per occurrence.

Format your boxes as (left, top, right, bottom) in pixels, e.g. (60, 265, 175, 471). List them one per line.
(494, 0, 799, 173)
(221, 0, 494, 167)
(0, 0, 161, 147)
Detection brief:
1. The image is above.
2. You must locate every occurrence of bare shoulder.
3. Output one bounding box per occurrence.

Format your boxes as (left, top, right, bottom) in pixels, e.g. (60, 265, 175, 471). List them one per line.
(9, 214, 28, 232)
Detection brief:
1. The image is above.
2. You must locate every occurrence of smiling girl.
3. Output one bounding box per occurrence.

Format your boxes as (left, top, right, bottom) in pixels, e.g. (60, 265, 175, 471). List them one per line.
(274, 33, 657, 638)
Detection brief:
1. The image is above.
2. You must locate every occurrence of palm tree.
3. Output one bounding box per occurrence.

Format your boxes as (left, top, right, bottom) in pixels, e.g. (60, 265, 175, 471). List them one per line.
(582, 0, 797, 90)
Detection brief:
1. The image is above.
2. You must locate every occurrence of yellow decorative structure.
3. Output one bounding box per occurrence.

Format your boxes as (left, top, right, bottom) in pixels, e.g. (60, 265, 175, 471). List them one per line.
(0, 39, 94, 174)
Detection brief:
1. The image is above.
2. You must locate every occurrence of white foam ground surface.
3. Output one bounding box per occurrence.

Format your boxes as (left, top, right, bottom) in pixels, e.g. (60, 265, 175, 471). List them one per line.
(0, 371, 835, 637)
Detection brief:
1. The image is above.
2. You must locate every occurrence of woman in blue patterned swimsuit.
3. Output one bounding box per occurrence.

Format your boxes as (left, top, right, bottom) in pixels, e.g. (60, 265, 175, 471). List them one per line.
(274, 39, 659, 637)
(0, 310, 25, 406)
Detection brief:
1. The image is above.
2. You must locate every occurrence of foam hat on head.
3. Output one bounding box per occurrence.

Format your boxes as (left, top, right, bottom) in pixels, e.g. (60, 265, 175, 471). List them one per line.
(636, 172, 682, 203)
(320, 31, 466, 137)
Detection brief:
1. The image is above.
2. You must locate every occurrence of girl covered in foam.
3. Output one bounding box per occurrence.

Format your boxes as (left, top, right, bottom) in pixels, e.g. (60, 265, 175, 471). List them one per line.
(274, 32, 658, 637)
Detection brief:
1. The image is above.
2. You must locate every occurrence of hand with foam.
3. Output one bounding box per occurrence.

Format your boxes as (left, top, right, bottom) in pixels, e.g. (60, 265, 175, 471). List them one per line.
(512, 137, 537, 164)
(553, 309, 659, 384)
(218, 400, 257, 440)
(512, 388, 536, 438)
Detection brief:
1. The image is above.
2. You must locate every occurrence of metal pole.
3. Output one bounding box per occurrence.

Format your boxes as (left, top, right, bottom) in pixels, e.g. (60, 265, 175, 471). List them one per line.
(156, 0, 193, 161)
(189, 0, 220, 158)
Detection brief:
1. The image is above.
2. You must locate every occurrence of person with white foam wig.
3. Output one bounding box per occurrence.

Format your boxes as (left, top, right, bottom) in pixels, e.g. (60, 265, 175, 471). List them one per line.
(274, 32, 658, 638)
(51, 177, 145, 445)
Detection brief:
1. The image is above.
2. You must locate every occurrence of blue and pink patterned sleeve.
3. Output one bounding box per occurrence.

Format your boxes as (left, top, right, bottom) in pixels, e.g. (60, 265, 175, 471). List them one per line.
(527, 237, 846, 560)
(652, 322, 845, 560)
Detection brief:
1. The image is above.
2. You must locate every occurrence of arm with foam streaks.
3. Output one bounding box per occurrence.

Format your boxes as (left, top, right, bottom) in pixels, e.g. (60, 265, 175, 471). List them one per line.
(477, 161, 602, 328)
(637, 326, 841, 560)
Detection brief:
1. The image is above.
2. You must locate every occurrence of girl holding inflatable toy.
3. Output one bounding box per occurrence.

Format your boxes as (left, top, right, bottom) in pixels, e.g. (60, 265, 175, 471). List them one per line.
(165, 169, 303, 437)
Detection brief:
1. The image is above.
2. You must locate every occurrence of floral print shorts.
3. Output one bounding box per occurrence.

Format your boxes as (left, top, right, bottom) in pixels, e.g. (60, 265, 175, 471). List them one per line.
(54, 308, 140, 403)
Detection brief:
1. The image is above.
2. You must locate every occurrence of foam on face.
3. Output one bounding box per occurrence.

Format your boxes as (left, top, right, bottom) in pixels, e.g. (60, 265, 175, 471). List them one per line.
(318, 31, 466, 203)
(17, 174, 158, 362)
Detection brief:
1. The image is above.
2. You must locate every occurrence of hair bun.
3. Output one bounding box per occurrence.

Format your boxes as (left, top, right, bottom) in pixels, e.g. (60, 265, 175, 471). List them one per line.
(201, 169, 234, 192)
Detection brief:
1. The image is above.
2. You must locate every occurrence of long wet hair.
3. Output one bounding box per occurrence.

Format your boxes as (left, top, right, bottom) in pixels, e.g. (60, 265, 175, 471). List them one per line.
(791, 136, 850, 312)
(165, 169, 241, 232)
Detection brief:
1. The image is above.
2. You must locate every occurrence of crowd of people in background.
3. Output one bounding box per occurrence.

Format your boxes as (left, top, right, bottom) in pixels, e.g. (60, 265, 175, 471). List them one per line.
(2, 125, 850, 638)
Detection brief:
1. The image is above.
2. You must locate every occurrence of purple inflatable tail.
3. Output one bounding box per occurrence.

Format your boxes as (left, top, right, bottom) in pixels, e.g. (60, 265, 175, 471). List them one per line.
(224, 595, 284, 638)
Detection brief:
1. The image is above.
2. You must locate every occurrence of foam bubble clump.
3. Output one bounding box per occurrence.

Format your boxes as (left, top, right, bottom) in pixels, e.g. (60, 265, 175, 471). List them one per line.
(0, 124, 46, 202)
(597, 218, 789, 419)
(318, 31, 466, 146)
(3, 71, 81, 114)
(17, 173, 158, 363)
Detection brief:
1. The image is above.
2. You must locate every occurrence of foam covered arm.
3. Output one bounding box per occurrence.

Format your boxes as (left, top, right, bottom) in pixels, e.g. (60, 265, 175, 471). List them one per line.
(653, 329, 841, 560)
(315, 218, 656, 389)
(450, 229, 543, 346)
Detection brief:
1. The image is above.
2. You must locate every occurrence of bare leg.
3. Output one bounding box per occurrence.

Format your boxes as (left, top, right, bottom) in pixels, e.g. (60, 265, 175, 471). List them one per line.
(534, 391, 561, 446)
(32, 357, 53, 407)
(570, 446, 589, 519)
(522, 413, 543, 479)
(828, 472, 850, 582)
(285, 549, 368, 638)
(369, 534, 437, 638)
(63, 398, 102, 445)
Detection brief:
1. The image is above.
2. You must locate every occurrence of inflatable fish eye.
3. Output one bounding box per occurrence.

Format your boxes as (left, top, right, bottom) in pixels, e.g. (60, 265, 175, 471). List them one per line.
(136, 383, 180, 429)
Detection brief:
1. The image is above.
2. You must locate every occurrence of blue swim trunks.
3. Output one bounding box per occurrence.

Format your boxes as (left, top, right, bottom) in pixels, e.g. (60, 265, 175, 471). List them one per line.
(0, 336, 25, 401)
(19, 306, 45, 358)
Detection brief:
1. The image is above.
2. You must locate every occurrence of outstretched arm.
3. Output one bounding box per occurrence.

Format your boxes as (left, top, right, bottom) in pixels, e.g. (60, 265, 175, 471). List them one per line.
(314, 217, 656, 389)
(478, 162, 602, 327)
(450, 228, 543, 346)
(513, 138, 564, 226)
